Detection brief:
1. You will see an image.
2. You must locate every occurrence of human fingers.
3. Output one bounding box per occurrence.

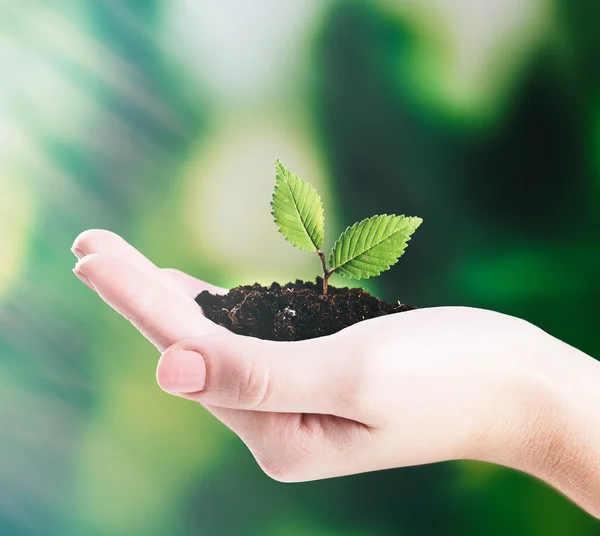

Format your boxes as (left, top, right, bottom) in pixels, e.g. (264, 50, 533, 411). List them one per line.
(74, 254, 225, 351)
(71, 229, 190, 298)
(72, 229, 157, 268)
(157, 335, 376, 482)
(155, 331, 369, 419)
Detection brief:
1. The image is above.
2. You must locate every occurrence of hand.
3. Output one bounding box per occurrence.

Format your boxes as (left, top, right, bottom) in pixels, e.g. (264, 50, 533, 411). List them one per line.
(71, 230, 600, 518)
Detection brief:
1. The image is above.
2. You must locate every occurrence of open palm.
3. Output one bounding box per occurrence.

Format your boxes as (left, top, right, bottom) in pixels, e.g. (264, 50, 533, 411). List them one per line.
(70, 230, 600, 519)
(72, 230, 379, 481)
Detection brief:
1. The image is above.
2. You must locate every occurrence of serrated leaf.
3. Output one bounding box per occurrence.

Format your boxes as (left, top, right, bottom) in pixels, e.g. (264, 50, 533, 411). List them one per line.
(329, 214, 422, 279)
(271, 160, 325, 252)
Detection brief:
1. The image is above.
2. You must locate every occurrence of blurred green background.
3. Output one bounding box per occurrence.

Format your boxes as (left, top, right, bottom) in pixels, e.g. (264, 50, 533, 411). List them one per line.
(1, 1, 600, 535)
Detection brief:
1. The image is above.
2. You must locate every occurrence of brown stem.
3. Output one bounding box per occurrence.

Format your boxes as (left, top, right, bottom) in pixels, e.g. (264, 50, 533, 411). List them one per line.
(316, 251, 334, 295)
(323, 270, 333, 295)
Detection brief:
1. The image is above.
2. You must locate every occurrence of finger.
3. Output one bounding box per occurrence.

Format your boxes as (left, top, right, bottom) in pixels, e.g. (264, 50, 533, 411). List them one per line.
(162, 268, 228, 296)
(157, 337, 376, 482)
(74, 254, 224, 351)
(157, 273, 300, 474)
(72, 229, 159, 268)
(156, 331, 364, 417)
(71, 229, 191, 299)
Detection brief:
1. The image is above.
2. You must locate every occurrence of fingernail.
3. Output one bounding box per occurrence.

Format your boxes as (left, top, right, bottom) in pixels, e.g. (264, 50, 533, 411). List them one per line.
(71, 246, 86, 259)
(73, 263, 96, 291)
(157, 349, 207, 393)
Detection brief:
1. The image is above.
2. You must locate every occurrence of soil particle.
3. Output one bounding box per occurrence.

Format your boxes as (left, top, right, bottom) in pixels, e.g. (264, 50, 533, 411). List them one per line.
(195, 277, 415, 342)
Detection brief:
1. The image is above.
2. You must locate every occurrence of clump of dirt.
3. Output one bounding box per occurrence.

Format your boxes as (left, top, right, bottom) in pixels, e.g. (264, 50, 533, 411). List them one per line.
(195, 277, 415, 342)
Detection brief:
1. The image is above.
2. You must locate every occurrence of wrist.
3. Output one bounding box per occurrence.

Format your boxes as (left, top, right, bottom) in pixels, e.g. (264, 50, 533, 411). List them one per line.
(475, 319, 600, 517)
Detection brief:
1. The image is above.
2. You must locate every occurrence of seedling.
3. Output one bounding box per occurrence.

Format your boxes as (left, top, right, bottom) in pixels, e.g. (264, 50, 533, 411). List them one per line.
(196, 160, 421, 341)
(271, 160, 422, 295)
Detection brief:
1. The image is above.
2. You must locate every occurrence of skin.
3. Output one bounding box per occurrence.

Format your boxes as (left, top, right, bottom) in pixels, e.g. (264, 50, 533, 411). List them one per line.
(71, 229, 600, 518)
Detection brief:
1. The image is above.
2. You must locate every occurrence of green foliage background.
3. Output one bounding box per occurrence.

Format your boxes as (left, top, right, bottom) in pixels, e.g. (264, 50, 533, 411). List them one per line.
(1, 1, 599, 534)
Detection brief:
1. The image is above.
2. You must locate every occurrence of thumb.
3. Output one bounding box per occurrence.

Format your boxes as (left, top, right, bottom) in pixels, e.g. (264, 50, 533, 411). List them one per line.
(156, 331, 362, 416)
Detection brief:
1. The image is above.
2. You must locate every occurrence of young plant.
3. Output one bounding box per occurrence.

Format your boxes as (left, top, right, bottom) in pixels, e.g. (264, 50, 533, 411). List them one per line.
(271, 160, 423, 295)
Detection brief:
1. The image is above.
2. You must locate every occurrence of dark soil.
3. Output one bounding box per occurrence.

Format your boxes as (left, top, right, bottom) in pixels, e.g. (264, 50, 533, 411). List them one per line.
(195, 277, 416, 341)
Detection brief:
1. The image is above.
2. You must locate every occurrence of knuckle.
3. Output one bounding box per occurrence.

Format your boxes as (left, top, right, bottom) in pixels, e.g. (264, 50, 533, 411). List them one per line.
(235, 356, 272, 410)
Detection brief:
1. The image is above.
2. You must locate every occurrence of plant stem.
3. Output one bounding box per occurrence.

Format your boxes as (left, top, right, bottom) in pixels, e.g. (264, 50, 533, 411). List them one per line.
(323, 270, 333, 295)
(317, 250, 334, 295)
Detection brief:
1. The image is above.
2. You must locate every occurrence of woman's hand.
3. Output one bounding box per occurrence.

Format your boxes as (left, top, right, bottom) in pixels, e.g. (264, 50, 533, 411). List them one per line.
(71, 229, 600, 518)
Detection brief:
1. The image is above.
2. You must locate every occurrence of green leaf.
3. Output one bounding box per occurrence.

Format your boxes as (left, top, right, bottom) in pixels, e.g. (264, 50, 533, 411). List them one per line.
(271, 160, 325, 252)
(329, 214, 422, 279)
